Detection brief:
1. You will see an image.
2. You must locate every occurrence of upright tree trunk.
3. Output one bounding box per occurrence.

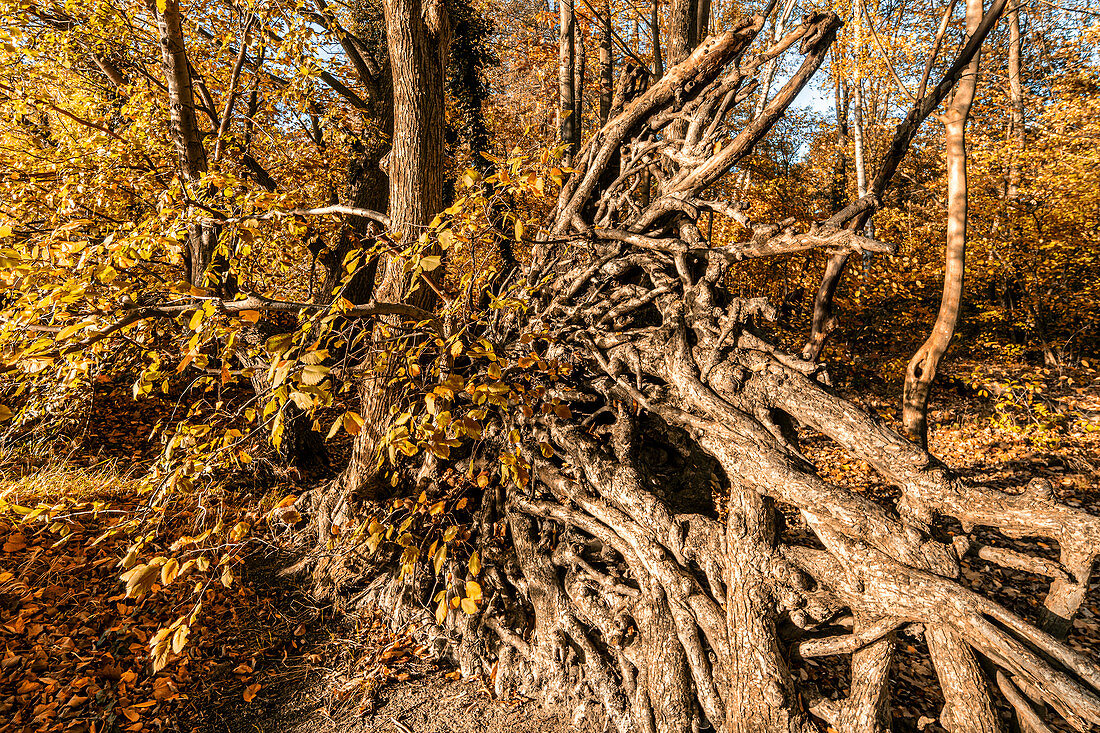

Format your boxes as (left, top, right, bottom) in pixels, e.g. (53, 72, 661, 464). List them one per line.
(851, 0, 868, 205)
(575, 13, 586, 141)
(559, 0, 579, 163)
(153, 0, 219, 289)
(1002, 0, 1053, 366)
(1006, 0, 1023, 202)
(598, 0, 613, 124)
(651, 0, 664, 77)
(666, 0, 699, 67)
(901, 0, 983, 447)
(832, 75, 851, 210)
(695, 0, 710, 39)
(852, 0, 880, 271)
(340, 0, 450, 499)
(640, 0, 664, 207)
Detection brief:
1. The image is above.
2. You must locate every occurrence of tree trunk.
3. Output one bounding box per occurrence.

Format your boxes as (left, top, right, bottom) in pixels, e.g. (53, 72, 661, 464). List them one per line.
(666, 0, 698, 68)
(851, 0, 876, 271)
(599, 0, 613, 124)
(901, 0, 983, 447)
(1002, 0, 1055, 366)
(338, 0, 450, 501)
(832, 75, 850, 211)
(650, 0, 663, 77)
(1006, 0, 1023, 202)
(851, 0, 868, 205)
(575, 11, 586, 142)
(153, 0, 219, 289)
(560, 0, 579, 163)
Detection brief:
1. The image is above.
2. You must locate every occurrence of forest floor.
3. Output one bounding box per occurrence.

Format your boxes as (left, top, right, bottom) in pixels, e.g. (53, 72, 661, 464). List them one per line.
(0, 352, 1097, 733)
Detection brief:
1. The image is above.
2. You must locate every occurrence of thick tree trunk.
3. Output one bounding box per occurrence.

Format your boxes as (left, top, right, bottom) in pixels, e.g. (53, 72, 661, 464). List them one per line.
(339, 0, 449, 500)
(901, 0, 983, 447)
(666, 0, 698, 67)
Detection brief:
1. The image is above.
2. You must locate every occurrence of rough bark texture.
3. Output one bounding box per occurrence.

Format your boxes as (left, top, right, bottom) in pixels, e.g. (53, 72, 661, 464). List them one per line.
(305, 5, 1100, 733)
(153, 0, 219, 288)
(599, 0, 613, 124)
(338, 0, 449, 503)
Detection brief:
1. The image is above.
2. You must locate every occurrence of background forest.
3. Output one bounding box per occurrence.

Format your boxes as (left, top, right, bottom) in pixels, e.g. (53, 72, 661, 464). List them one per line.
(1, 0, 1099, 730)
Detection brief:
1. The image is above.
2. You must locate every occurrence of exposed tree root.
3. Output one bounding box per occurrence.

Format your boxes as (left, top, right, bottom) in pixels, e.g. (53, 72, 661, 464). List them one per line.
(299, 6, 1100, 732)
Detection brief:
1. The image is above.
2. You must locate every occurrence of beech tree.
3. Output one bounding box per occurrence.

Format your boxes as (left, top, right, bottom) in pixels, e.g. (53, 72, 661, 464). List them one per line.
(3, 0, 1100, 731)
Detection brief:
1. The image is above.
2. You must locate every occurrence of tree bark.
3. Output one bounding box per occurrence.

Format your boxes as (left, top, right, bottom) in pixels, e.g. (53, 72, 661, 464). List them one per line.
(575, 11, 586, 142)
(1006, 0, 1023, 202)
(833, 74, 850, 210)
(651, 0, 663, 78)
(851, 0, 868, 205)
(901, 0, 983, 447)
(665, 0, 698, 68)
(153, 0, 219, 289)
(338, 0, 450, 501)
(560, 0, 579, 163)
(599, 0, 613, 124)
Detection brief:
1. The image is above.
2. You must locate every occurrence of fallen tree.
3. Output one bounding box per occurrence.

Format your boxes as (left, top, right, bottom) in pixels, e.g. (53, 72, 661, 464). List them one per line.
(299, 4, 1100, 733)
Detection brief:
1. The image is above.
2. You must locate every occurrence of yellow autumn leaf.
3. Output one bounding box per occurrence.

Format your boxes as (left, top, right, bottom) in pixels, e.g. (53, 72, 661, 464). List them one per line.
(342, 411, 364, 435)
(171, 624, 189, 654)
(187, 309, 204, 331)
(160, 558, 179, 585)
(300, 364, 330, 386)
(243, 683, 261, 702)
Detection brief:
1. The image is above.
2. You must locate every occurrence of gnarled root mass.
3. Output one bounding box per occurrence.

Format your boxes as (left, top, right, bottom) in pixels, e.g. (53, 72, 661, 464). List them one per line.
(307, 7, 1100, 733)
